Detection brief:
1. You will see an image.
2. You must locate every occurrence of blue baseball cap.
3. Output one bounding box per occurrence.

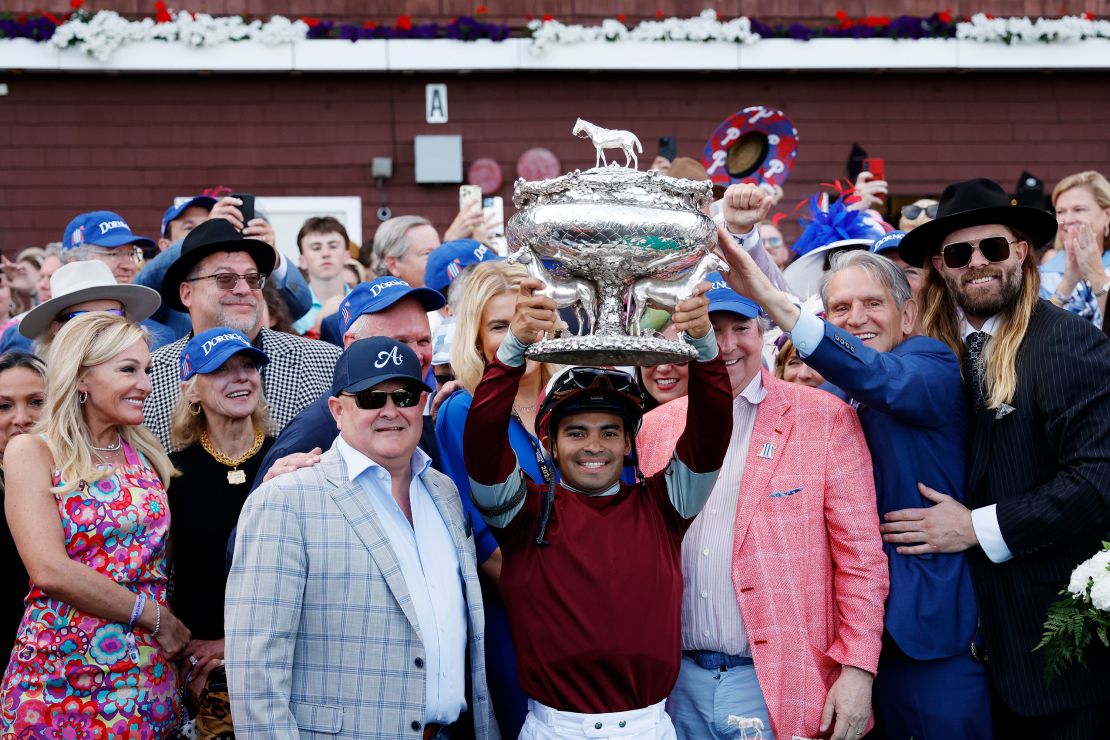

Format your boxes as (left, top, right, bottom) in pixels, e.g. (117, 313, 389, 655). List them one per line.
(706, 272, 762, 319)
(161, 195, 217, 238)
(423, 239, 502, 293)
(332, 336, 432, 396)
(62, 211, 155, 251)
(180, 327, 270, 381)
(338, 276, 446, 334)
(871, 230, 906, 255)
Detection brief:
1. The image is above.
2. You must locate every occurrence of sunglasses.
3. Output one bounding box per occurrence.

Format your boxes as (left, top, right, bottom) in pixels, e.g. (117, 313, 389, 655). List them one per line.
(939, 236, 1019, 269)
(901, 203, 939, 221)
(185, 272, 267, 291)
(343, 387, 423, 410)
(59, 307, 126, 322)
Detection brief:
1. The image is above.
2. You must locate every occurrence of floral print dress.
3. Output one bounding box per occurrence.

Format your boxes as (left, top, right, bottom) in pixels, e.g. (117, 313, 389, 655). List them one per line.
(0, 440, 180, 738)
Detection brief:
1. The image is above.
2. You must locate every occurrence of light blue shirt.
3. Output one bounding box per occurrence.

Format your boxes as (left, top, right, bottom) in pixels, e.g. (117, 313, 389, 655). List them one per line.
(335, 436, 468, 724)
(293, 283, 350, 335)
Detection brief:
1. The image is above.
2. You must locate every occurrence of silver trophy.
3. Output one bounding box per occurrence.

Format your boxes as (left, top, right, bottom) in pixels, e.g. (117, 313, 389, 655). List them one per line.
(506, 119, 727, 366)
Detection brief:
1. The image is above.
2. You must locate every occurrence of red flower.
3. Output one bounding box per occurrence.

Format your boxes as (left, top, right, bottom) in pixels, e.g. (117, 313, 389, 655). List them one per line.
(396, 14, 413, 30)
(476, 4, 488, 14)
(300, 15, 321, 27)
(153, 1, 171, 23)
(1083, 11, 1094, 20)
(44, 11, 59, 24)
(617, 13, 627, 23)
(541, 14, 554, 22)
(938, 8, 952, 24)
(70, 0, 83, 9)
(834, 9, 852, 29)
(363, 20, 377, 29)
(656, 9, 664, 19)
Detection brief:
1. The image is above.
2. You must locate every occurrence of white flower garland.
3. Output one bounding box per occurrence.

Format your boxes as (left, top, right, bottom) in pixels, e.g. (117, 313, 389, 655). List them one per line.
(527, 10, 759, 55)
(39, 8, 1110, 61)
(957, 13, 1110, 44)
(48, 10, 308, 61)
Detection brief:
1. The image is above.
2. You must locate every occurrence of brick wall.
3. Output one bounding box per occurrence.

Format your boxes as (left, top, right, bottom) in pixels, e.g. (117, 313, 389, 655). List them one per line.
(2, 70, 1108, 252)
(6, 1, 1108, 25)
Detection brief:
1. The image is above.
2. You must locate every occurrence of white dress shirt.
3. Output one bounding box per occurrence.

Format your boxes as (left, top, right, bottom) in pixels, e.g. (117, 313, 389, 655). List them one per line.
(681, 372, 767, 656)
(335, 436, 468, 723)
(959, 314, 1013, 564)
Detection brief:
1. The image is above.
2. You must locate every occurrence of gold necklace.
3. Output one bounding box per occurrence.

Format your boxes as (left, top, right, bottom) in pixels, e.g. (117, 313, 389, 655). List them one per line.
(200, 428, 264, 485)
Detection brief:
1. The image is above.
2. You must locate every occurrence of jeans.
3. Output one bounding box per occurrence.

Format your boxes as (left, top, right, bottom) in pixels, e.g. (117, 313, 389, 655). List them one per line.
(667, 653, 775, 740)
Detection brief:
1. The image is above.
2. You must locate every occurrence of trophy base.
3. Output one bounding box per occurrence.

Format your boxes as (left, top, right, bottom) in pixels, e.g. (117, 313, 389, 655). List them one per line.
(525, 335, 698, 367)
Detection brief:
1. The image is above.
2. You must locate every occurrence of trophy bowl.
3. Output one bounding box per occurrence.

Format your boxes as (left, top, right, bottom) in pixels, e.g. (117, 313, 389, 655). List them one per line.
(507, 159, 720, 366)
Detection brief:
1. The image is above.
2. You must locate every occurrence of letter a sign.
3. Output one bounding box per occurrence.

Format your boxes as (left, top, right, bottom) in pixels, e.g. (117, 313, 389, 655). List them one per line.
(426, 84, 448, 124)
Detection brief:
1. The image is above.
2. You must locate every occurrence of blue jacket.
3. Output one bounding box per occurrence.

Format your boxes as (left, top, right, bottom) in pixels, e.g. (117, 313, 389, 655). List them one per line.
(804, 322, 978, 660)
(136, 240, 314, 335)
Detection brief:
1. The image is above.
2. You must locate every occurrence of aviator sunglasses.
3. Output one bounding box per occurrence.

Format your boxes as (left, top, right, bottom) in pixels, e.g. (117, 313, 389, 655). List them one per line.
(901, 203, 939, 221)
(939, 236, 1019, 269)
(342, 387, 423, 410)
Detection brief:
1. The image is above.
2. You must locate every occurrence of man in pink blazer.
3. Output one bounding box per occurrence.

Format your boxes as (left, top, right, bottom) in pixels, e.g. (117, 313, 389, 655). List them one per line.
(638, 257, 888, 740)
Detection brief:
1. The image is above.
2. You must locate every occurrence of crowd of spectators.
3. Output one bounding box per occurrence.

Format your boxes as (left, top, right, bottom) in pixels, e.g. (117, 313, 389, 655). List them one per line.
(0, 159, 1108, 740)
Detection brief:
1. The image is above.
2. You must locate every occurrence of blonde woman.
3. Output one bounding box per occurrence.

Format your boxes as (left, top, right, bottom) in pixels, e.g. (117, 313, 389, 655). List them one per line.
(1039, 170, 1110, 327)
(434, 259, 557, 739)
(1, 313, 187, 736)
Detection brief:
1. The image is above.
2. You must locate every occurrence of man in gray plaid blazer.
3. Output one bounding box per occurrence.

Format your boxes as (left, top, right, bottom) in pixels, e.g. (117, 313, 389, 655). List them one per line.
(226, 337, 498, 740)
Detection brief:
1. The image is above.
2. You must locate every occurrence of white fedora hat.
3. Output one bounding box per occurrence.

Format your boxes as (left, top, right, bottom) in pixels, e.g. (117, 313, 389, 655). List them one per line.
(20, 260, 161, 339)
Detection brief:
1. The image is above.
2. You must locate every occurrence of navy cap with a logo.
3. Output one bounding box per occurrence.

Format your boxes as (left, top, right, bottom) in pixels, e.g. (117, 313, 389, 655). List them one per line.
(331, 336, 432, 397)
(338, 277, 446, 335)
(705, 272, 762, 319)
(62, 210, 155, 251)
(161, 195, 218, 238)
(180, 327, 270, 381)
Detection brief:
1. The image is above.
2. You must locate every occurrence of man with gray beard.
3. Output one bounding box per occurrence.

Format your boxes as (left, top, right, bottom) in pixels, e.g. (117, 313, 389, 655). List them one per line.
(143, 219, 341, 450)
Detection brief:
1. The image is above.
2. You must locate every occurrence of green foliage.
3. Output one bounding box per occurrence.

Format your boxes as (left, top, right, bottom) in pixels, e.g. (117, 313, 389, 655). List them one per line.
(1035, 585, 1110, 684)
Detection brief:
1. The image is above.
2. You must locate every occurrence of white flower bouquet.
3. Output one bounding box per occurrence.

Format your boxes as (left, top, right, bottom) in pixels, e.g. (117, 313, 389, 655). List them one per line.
(1035, 542, 1110, 681)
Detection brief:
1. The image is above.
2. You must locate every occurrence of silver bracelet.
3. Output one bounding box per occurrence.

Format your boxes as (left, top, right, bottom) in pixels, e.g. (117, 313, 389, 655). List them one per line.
(152, 601, 161, 636)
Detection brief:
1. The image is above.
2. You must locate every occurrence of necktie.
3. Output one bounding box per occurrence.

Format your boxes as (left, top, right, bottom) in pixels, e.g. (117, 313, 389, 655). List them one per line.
(965, 331, 989, 409)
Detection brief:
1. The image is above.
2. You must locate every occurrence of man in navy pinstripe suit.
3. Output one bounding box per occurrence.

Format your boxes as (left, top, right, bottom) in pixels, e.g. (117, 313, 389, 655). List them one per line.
(885, 179, 1110, 739)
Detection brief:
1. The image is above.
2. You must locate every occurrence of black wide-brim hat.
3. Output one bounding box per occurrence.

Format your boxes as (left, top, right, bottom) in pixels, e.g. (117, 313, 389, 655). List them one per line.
(898, 177, 1058, 268)
(161, 218, 277, 312)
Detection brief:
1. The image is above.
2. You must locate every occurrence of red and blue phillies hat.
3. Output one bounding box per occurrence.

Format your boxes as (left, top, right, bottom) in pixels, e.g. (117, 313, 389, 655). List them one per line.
(423, 239, 503, 293)
(180, 327, 270, 381)
(160, 195, 218, 238)
(62, 211, 155, 251)
(705, 272, 762, 319)
(338, 276, 446, 334)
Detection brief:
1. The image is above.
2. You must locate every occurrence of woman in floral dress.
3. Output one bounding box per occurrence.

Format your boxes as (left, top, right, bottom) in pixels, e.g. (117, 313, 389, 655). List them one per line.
(0, 313, 189, 737)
